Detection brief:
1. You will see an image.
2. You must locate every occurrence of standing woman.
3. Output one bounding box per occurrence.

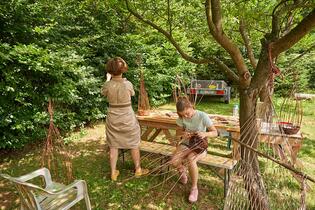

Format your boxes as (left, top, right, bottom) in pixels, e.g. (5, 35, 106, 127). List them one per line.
(101, 57, 148, 181)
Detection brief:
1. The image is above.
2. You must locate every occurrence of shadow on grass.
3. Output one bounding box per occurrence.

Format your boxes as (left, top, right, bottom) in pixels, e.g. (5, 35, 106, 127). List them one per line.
(0, 138, 224, 210)
(299, 137, 315, 159)
(1, 125, 314, 209)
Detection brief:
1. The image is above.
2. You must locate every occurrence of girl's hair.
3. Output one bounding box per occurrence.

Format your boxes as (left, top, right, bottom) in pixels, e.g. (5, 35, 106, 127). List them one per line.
(176, 96, 193, 117)
(106, 57, 128, 76)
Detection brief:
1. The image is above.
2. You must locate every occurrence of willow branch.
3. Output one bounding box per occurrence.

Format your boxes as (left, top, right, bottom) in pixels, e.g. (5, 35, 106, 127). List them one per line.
(232, 136, 315, 183)
(271, 8, 315, 57)
(239, 19, 257, 69)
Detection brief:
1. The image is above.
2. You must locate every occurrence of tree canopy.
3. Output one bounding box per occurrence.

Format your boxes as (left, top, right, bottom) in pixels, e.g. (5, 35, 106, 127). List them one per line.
(0, 0, 314, 152)
(0, 0, 196, 148)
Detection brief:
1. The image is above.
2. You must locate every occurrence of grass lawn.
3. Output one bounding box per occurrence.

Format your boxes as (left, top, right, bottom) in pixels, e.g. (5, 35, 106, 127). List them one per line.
(0, 98, 314, 209)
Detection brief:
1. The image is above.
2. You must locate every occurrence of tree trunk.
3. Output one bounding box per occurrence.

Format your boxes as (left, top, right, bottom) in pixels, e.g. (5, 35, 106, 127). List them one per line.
(259, 85, 269, 102)
(239, 88, 270, 210)
(258, 83, 274, 123)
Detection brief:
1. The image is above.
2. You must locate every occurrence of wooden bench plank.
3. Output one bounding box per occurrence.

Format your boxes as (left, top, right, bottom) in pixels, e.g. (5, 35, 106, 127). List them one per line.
(140, 141, 237, 170)
(294, 93, 315, 100)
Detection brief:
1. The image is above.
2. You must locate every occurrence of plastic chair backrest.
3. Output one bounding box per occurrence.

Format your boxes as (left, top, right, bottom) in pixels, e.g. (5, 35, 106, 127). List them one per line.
(1, 173, 42, 209)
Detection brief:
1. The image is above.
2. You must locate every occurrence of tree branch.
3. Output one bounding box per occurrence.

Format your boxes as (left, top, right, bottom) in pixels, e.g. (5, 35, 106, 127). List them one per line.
(211, 0, 222, 32)
(271, 0, 288, 38)
(271, 0, 308, 39)
(282, 11, 294, 35)
(239, 19, 257, 69)
(205, 0, 249, 86)
(288, 43, 315, 66)
(125, 0, 239, 82)
(213, 57, 240, 82)
(167, 0, 172, 35)
(271, 8, 315, 57)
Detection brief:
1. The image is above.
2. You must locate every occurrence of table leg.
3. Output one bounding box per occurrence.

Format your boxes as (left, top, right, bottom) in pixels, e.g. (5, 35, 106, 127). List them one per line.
(141, 127, 154, 141)
(149, 129, 162, 141)
(272, 144, 288, 162)
(231, 132, 241, 160)
(291, 144, 302, 166)
(162, 129, 175, 144)
(224, 169, 231, 197)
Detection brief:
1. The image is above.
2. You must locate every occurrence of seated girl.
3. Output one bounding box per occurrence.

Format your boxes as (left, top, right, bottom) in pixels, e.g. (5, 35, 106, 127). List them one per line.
(171, 97, 218, 203)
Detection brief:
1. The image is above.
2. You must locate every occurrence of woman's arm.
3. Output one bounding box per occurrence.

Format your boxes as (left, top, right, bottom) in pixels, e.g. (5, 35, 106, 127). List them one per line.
(106, 73, 111, 81)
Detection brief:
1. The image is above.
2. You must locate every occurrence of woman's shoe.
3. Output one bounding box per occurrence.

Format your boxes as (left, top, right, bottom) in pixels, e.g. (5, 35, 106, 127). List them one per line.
(188, 188, 198, 203)
(135, 168, 149, 177)
(111, 170, 120, 181)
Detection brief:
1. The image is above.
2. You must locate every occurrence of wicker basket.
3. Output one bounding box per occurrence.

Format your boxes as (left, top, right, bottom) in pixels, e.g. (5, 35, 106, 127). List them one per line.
(278, 122, 300, 135)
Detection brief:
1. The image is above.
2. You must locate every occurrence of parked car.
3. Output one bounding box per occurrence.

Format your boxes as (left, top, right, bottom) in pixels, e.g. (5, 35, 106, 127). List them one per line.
(187, 79, 231, 104)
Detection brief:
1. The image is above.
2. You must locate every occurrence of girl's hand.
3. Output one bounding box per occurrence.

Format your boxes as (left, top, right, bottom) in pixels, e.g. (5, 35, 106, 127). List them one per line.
(181, 131, 192, 140)
(106, 73, 112, 81)
(197, 131, 208, 139)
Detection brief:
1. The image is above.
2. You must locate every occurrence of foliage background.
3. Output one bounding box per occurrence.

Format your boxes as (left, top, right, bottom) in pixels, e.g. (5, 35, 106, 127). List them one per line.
(0, 0, 314, 149)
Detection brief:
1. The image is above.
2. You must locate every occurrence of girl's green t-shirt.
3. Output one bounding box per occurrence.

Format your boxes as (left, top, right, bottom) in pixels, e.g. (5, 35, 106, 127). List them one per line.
(176, 110, 213, 132)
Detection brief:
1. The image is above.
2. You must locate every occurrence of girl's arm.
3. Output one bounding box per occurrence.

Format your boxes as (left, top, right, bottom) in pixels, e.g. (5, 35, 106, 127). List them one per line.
(197, 125, 218, 139)
(177, 127, 193, 139)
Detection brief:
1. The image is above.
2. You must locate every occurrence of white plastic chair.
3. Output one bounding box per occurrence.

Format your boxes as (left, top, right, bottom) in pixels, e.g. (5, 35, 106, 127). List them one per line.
(0, 167, 91, 210)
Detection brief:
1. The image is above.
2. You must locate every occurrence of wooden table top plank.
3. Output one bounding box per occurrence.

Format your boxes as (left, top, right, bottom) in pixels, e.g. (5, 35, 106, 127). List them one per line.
(137, 110, 302, 140)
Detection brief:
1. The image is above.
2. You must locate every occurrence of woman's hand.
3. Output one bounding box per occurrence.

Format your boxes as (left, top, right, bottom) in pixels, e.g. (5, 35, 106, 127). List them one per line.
(106, 73, 112, 81)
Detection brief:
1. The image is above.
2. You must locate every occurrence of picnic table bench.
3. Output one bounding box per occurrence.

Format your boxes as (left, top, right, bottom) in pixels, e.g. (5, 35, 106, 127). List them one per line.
(294, 93, 315, 100)
(139, 140, 237, 197)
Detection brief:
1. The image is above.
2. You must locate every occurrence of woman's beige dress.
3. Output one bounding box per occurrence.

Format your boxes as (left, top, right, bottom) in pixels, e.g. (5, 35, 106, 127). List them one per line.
(101, 77, 140, 149)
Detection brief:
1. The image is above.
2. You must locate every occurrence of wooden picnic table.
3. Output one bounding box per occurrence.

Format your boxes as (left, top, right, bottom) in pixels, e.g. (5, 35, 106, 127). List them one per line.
(136, 110, 239, 143)
(136, 110, 303, 162)
(227, 125, 303, 163)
